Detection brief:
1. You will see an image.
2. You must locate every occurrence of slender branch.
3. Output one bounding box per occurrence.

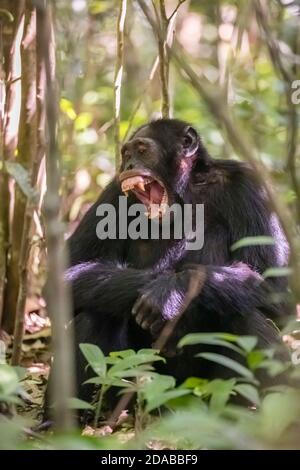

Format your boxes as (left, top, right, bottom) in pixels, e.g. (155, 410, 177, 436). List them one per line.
(138, 0, 185, 120)
(36, 0, 75, 432)
(159, 0, 170, 117)
(114, 0, 127, 170)
(168, 0, 186, 22)
(123, 7, 179, 141)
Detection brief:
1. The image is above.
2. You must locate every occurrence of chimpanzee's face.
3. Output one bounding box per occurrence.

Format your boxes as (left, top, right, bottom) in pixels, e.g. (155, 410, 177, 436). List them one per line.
(119, 119, 201, 218)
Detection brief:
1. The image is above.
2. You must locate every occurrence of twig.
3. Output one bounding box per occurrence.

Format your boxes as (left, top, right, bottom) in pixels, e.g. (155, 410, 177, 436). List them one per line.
(168, 0, 186, 22)
(123, 7, 179, 142)
(113, 0, 127, 170)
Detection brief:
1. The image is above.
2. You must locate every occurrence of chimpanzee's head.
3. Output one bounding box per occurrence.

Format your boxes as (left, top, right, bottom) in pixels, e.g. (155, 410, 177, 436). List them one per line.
(119, 119, 210, 218)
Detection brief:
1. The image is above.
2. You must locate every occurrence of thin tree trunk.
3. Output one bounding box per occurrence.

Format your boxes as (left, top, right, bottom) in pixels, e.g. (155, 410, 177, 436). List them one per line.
(11, 3, 43, 365)
(3, 1, 36, 333)
(37, 0, 75, 431)
(0, 2, 24, 329)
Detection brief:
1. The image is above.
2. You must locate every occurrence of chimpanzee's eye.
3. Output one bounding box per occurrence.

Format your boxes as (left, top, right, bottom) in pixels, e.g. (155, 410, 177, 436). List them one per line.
(183, 135, 192, 148)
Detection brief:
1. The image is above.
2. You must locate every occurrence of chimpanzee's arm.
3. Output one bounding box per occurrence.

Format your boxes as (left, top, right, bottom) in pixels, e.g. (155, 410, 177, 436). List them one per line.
(132, 262, 286, 350)
(66, 261, 155, 317)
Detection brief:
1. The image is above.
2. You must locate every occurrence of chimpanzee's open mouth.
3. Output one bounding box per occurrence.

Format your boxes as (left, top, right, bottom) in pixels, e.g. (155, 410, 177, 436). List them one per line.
(119, 169, 168, 219)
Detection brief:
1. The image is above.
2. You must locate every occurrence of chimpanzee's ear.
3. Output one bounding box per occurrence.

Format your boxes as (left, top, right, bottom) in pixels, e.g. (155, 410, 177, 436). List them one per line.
(182, 126, 200, 157)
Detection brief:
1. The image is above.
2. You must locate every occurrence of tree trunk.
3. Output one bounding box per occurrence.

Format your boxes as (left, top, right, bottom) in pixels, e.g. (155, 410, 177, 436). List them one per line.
(3, 1, 36, 333)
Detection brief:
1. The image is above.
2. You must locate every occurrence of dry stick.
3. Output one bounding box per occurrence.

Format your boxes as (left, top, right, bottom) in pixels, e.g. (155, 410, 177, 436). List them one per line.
(138, 0, 300, 302)
(254, 0, 300, 223)
(36, 0, 75, 431)
(157, 0, 169, 118)
(108, 273, 205, 428)
(114, 0, 127, 170)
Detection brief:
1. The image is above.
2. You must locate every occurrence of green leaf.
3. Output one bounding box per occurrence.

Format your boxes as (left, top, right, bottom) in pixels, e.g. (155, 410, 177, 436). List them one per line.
(5, 162, 39, 202)
(0, 365, 19, 398)
(89, 0, 112, 14)
(0, 9, 14, 22)
(231, 236, 275, 252)
(108, 353, 163, 377)
(208, 379, 236, 413)
(84, 377, 130, 388)
(75, 112, 93, 132)
(66, 397, 94, 410)
(247, 350, 266, 370)
(234, 384, 260, 405)
(236, 336, 257, 353)
(79, 344, 106, 377)
(178, 333, 244, 355)
(109, 350, 135, 359)
(180, 377, 208, 389)
(145, 389, 190, 413)
(263, 267, 292, 279)
(60, 98, 76, 120)
(260, 392, 300, 441)
(257, 359, 288, 377)
(196, 353, 254, 379)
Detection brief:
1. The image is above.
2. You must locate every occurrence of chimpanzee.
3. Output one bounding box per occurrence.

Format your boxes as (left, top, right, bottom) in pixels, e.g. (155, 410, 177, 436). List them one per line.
(48, 119, 290, 409)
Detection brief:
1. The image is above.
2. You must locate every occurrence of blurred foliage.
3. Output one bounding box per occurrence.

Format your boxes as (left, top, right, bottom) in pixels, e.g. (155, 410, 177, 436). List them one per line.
(1, 333, 300, 449)
(1, 0, 299, 450)
(54, 0, 299, 231)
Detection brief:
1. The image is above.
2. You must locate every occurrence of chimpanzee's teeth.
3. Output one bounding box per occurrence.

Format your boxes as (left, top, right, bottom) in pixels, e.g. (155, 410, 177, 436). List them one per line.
(136, 182, 145, 192)
(161, 188, 168, 205)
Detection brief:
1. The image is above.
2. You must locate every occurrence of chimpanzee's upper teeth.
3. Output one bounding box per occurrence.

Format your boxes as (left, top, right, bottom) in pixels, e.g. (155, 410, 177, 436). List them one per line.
(161, 188, 168, 205)
(136, 182, 145, 192)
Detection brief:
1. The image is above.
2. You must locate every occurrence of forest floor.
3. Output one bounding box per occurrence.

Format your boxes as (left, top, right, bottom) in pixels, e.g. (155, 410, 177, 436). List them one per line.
(3, 302, 168, 447)
(9, 299, 51, 427)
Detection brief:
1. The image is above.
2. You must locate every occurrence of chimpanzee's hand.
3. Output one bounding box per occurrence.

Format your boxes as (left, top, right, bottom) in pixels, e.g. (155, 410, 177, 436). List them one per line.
(131, 267, 206, 337)
(132, 290, 166, 336)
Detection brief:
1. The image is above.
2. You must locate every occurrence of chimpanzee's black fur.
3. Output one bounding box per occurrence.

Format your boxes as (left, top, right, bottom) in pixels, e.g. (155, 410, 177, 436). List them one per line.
(47, 119, 290, 409)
